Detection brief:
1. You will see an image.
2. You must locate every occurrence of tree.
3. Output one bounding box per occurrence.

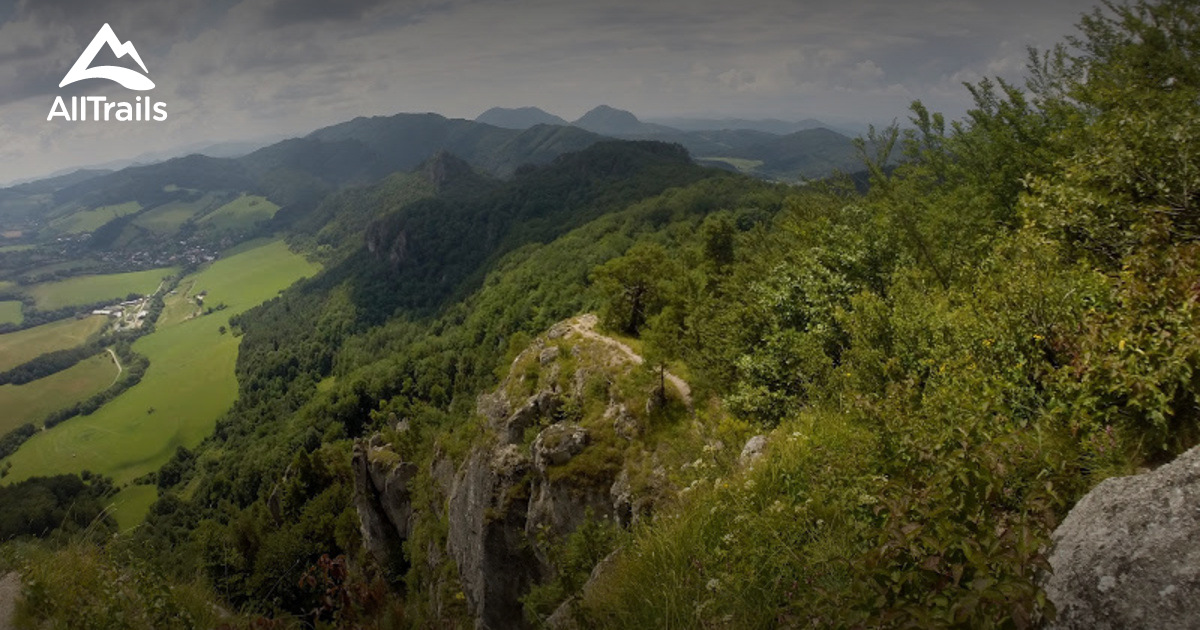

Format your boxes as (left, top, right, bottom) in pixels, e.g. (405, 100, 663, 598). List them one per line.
(591, 242, 674, 335)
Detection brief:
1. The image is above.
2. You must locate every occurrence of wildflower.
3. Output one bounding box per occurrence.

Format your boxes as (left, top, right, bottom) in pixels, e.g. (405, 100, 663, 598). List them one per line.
(722, 533, 736, 545)
(706, 578, 721, 592)
(1033, 334, 1044, 341)
(1119, 339, 1126, 351)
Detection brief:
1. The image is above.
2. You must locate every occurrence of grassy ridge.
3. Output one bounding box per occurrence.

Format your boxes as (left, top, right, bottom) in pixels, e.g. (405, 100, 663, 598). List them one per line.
(26, 268, 175, 310)
(50, 202, 141, 234)
(0, 353, 118, 434)
(199, 194, 279, 232)
(1, 240, 318, 497)
(0, 316, 107, 372)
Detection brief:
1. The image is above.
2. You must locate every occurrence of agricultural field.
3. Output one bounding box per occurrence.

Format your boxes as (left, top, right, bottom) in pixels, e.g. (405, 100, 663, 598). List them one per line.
(0, 244, 34, 253)
(25, 267, 175, 310)
(50, 202, 141, 234)
(108, 484, 159, 531)
(0, 240, 319, 521)
(199, 194, 279, 233)
(0, 300, 21, 325)
(0, 353, 117, 434)
(157, 279, 201, 327)
(0, 315, 107, 372)
(132, 194, 223, 234)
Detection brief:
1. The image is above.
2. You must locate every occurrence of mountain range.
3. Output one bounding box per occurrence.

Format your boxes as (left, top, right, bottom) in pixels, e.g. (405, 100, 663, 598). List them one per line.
(0, 105, 867, 252)
(475, 105, 863, 180)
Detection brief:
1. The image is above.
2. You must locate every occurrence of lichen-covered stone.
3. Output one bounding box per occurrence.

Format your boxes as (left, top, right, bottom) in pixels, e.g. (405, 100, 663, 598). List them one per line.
(1045, 445, 1200, 629)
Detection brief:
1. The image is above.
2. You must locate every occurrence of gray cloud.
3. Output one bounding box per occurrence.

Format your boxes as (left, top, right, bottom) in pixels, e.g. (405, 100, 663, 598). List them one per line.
(0, 0, 1099, 183)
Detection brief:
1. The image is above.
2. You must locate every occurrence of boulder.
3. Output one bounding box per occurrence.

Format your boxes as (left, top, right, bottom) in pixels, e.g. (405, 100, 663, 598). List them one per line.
(1045, 445, 1200, 629)
(496, 390, 561, 444)
(739, 435, 768, 465)
(532, 423, 588, 472)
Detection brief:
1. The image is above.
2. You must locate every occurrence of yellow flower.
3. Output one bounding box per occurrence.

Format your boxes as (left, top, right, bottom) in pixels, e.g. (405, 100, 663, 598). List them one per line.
(1119, 339, 1126, 351)
(1033, 334, 1044, 341)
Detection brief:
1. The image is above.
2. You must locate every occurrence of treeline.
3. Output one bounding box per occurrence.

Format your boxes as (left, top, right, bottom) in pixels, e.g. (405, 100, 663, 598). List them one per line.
(0, 423, 36, 462)
(0, 340, 104, 385)
(0, 296, 123, 335)
(43, 344, 149, 429)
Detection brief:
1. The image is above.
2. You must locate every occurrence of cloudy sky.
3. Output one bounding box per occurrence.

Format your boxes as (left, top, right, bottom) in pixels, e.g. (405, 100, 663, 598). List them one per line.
(0, 0, 1099, 184)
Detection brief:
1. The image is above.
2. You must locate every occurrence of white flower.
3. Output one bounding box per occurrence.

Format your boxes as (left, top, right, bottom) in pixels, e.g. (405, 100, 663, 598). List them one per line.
(706, 578, 721, 592)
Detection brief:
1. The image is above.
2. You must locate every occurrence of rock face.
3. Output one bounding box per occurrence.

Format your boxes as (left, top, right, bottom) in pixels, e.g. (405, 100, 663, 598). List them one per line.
(357, 316, 680, 629)
(447, 444, 541, 630)
(352, 441, 417, 570)
(1045, 445, 1200, 629)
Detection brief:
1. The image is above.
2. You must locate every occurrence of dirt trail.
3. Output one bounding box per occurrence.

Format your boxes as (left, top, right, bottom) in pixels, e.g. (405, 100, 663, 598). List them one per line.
(0, 572, 19, 630)
(106, 347, 123, 386)
(566, 314, 693, 409)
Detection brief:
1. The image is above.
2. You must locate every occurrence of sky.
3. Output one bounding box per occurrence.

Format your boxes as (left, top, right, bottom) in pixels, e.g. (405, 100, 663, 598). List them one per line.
(0, 0, 1100, 184)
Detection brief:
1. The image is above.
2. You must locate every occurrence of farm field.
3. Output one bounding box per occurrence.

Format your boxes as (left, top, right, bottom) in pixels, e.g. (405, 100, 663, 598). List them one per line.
(50, 202, 141, 234)
(0, 300, 21, 325)
(0, 315, 107, 372)
(0, 240, 319, 525)
(132, 194, 223, 234)
(0, 353, 117, 434)
(199, 194, 279, 232)
(25, 267, 175, 310)
(158, 279, 200, 327)
(109, 484, 159, 531)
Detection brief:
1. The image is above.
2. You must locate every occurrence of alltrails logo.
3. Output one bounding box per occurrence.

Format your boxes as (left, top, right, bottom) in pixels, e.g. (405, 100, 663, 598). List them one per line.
(48, 24, 168, 122)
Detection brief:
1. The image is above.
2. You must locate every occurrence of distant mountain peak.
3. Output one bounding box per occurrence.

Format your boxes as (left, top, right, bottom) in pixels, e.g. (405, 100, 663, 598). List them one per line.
(476, 106, 568, 130)
(572, 105, 659, 136)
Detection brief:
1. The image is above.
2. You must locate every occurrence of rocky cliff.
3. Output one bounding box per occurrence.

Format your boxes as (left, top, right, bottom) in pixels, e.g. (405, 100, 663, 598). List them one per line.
(353, 315, 688, 628)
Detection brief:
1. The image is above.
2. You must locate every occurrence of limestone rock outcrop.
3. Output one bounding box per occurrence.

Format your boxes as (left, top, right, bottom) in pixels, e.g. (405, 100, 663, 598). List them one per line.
(1045, 445, 1200, 629)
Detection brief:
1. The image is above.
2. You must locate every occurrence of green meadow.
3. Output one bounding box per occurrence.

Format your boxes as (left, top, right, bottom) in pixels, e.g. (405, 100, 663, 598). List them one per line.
(0, 353, 117, 434)
(0, 300, 21, 325)
(109, 484, 159, 531)
(50, 202, 141, 234)
(158, 279, 200, 327)
(132, 194, 223, 234)
(1, 240, 319, 509)
(199, 195, 279, 233)
(0, 316, 107, 372)
(26, 267, 175, 310)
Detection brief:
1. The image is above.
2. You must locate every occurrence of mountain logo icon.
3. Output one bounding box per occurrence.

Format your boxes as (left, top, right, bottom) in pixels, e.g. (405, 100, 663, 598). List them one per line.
(60, 23, 155, 91)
